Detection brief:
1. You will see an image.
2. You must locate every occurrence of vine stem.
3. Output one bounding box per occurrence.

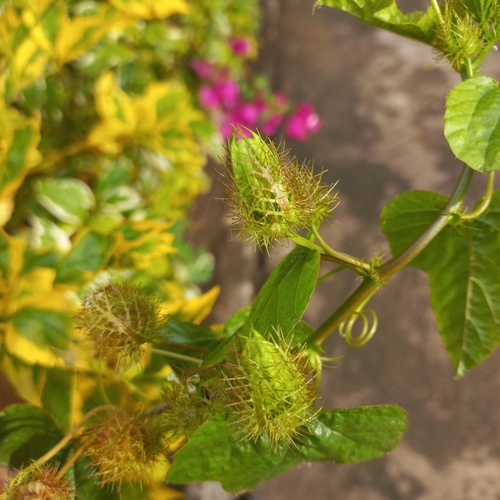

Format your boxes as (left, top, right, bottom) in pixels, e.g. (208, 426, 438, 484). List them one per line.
(290, 233, 370, 274)
(33, 405, 115, 468)
(311, 225, 371, 272)
(306, 164, 474, 346)
(55, 445, 86, 480)
(148, 347, 202, 365)
(430, 0, 444, 24)
(460, 170, 495, 220)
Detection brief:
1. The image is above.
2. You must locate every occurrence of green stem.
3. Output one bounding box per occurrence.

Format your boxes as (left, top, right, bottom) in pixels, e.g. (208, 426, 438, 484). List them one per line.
(430, 0, 444, 23)
(55, 445, 86, 480)
(460, 170, 495, 220)
(148, 347, 202, 365)
(310, 226, 371, 273)
(465, 58, 474, 79)
(306, 164, 474, 346)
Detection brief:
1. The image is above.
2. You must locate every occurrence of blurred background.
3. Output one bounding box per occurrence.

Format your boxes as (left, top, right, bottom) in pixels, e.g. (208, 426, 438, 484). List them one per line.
(190, 0, 500, 498)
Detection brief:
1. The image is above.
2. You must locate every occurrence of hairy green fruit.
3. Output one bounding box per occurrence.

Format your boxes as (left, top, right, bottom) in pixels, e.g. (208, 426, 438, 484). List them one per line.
(224, 129, 335, 248)
(75, 283, 165, 370)
(0, 464, 72, 500)
(83, 408, 166, 487)
(224, 329, 317, 446)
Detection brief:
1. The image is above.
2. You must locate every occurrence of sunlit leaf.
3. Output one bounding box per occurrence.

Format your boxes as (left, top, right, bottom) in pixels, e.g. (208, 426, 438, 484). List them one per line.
(314, 0, 438, 44)
(109, 0, 189, 20)
(444, 76, 500, 172)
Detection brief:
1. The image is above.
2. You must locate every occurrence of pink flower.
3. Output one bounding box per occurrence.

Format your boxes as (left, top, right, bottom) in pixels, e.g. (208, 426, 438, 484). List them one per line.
(198, 81, 240, 109)
(214, 81, 239, 108)
(220, 101, 261, 139)
(229, 37, 251, 57)
(285, 103, 321, 141)
(190, 60, 213, 80)
(261, 114, 283, 135)
(198, 86, 220, 109)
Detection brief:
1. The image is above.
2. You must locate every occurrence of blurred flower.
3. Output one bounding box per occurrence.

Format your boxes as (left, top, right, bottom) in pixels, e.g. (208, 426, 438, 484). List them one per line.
(229, 37, 251, 57)
(261, 114, 283, 135)
(285, 103, 321, 141)
(199, 81, 239, 109)
(190, 59, 213, 79)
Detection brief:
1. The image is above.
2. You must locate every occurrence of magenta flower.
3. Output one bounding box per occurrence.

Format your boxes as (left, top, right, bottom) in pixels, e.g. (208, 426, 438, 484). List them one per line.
(220, 101, 261, 139)
(261, 114, 283, 135)
(190, 60, 213, 80)
(198, 86, 220, 109)
(198, 81, 240, 109)
(285, 103, 321, 141)
(214, 81, 239, 108)
(229, 37, 251, 57)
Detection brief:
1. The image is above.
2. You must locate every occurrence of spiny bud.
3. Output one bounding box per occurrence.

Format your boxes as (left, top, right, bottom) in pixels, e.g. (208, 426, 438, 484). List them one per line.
(223, 129, 335, 249)
(161, 369, 227, 438)
(224, 329, 317, 446)
(83, 407, 166, 488)
(434, 0, 486, 72)
(75, 282, 166, 370)
(0, 464, 72, 500)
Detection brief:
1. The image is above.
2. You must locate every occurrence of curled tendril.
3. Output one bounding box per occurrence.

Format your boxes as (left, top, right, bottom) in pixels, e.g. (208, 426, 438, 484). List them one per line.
(339, 308, 378, 347)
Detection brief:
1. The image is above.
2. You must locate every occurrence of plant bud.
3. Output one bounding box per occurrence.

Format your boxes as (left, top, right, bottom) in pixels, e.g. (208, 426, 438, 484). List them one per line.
(84, 408, 166, 487)
(161, 368, 227, 438)
(0, 464, 72, 500)
(75, 283, 166, 370)
(224, 329, 317, 446)
(224, 129, 335, 248)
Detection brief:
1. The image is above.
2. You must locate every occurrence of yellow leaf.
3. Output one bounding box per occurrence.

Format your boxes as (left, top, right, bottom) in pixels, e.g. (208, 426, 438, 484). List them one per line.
(14, 267, 77, 311)
(4, 322, 65, 367)
(176, 286, 220, 324)
(87, 72, 136, 152)
(0, 7, 20, 57)
(109, 0, 189, 20)
(56, 5, 133, 65)
(11, 0, 54, 17)
(0, 105, 42, 199)
(8, 36, 48, 94)
(0, 352, 43, 405)
(147, 480, 183, 500)
(0, 195, 14, 227)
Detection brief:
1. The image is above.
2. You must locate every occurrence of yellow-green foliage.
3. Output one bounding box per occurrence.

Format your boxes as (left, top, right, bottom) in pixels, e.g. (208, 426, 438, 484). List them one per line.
(0, 0, 259, 494)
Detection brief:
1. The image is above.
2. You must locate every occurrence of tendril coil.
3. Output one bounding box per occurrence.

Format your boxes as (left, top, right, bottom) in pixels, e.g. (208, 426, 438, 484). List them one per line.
(339, 308, 378, 347)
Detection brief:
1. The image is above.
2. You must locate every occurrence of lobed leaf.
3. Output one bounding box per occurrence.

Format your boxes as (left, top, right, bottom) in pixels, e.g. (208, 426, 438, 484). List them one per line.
(444, 76, 500, 172)
(381, 190, 500, 376)
(314, 0, 438, 45)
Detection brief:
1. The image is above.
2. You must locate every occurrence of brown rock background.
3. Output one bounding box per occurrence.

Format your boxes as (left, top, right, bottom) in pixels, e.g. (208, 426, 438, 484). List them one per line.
(190, 0, 500, 498)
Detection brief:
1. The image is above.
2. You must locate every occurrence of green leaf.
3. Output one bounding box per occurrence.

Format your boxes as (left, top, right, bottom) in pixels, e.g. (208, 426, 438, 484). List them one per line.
(0, 404, 64, 468)
(244, 245, 320, 340)
(444, 76, 500, 172)
(36, 178, 95, 226)
(296, 406, 408, 463)
(56, 231, 116, 283)
(152, 318, 222, 370)
(223, 305, 251, 338)
(0, 123, 39, 194)
(166, 416, 297, 492)
(381, 190, 500, 376)
(41, 367, 75, 432)
(314, 0, 438, 44)
(166, 405, 407, 492)
(74, 456, 120, 500)
(12, 307, 73, 351)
